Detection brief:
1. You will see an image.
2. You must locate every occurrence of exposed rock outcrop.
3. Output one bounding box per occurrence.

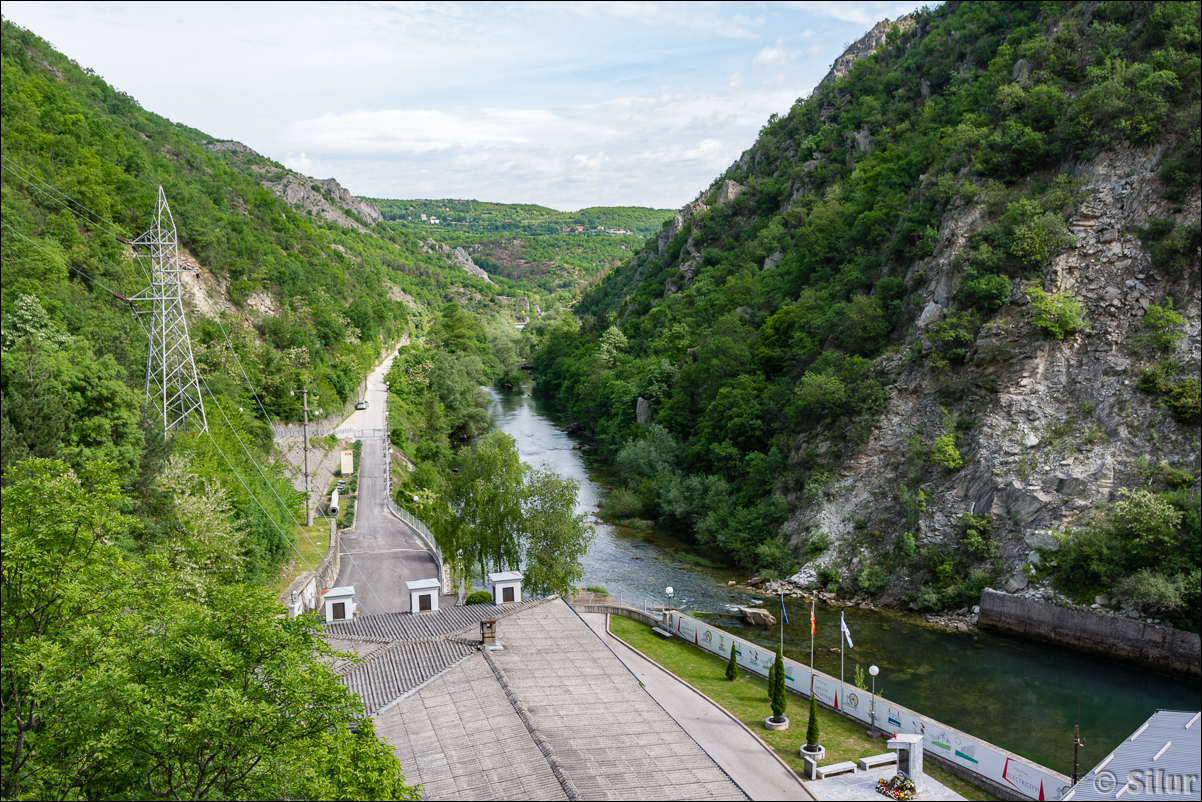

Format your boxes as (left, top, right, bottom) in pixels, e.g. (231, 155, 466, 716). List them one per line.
(782, 142, 1201, 606)
(422, 239, 494, 283)
(819, 16, 917, 87)
(265, 173, 383, 233)
(203, 140, 383, 233)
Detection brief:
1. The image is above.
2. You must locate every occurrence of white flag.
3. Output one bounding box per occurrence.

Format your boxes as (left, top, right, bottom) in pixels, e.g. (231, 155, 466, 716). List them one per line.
(840, 612, 854, 649)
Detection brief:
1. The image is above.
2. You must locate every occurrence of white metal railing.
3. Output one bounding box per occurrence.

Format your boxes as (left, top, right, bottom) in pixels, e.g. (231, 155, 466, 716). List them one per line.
(566, 590, 673, 619)
(388, 499, 446, 588)
(274, 426, 387, 439)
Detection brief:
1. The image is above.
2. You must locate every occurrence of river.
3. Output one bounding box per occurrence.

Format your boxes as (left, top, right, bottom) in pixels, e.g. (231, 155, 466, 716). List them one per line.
(486, 382, 1198, 776)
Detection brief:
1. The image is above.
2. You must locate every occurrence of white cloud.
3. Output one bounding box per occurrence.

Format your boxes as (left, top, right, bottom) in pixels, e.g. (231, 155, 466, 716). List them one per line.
(283, 152, 313, 172)
(3, 0, 932, 209)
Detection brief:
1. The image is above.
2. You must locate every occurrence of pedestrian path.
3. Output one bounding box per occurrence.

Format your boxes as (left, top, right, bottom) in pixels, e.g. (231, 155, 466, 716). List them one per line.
(579, 612, 814, 801)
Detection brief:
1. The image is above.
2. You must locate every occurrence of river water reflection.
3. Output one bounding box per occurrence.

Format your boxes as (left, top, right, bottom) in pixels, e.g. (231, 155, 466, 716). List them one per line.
(486, 384, 1198, 776)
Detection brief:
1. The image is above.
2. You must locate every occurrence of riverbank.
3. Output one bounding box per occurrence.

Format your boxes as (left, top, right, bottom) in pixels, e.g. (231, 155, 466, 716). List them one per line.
(608, 615, 997, 801)
(486, 382, 1201, 777)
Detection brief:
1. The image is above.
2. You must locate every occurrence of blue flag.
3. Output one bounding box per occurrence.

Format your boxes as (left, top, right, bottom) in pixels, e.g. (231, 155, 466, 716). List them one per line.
(780, 594, 789, 625)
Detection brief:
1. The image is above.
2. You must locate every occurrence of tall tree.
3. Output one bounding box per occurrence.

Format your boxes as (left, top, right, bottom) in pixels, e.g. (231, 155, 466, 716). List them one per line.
(1, 458, 417, 800)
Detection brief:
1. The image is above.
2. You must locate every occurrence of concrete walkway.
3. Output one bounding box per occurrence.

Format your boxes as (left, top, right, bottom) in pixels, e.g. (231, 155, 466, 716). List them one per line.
(580, 612, 814, 801)
(803, 764, 964, 801)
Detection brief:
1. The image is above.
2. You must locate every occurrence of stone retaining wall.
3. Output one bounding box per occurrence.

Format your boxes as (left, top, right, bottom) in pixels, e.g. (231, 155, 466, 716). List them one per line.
(281, 519, 341, 613)
(978, 589, 1200, 679)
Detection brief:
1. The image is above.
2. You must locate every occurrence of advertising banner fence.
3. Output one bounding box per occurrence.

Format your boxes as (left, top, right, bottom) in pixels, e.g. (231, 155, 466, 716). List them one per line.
(667, 610, 1070, 801)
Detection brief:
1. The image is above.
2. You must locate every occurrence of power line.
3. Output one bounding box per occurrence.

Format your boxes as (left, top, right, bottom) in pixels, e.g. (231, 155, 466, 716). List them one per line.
(206, 313, 333, 524)
(1, 162, 317, 484)
(202, 428, 317, 576)
(201, 380, 329, 559)
(2, 221, 125, 297)
(4, 175, 388, 610)
(0, 156, 150, 281)
(202, 379, 391, 614)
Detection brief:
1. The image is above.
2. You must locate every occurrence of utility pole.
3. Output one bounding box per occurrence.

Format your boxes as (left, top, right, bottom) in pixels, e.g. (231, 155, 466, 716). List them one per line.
(301, 387, 317, 525)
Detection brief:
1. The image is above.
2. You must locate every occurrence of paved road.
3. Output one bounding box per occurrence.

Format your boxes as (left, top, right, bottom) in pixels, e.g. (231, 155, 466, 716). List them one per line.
(580, 612, 815, 802)
(334, 350, 442, 615)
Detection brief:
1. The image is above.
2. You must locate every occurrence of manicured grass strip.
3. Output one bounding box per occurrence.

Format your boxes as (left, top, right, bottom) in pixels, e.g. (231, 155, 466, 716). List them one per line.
(609, 616, 999, 802)
(267, 521, 331, 597)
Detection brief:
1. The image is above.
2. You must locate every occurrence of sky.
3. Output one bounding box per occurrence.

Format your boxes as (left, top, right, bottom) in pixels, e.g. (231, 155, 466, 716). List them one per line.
(4, 1, 928, 210)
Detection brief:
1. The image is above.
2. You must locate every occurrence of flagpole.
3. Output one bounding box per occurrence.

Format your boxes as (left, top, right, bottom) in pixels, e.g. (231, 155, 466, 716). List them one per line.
(809, 601, 814, 680)
(780, 592, 784, 657)
(840, 612, 845, 710)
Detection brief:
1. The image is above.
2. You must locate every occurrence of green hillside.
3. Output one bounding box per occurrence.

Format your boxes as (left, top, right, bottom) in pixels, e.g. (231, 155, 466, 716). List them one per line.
(372, 197, 672, 235)
(0, 16, 540, 582)
(372, 198, 672, 297)
(523, 0, 1201, 624)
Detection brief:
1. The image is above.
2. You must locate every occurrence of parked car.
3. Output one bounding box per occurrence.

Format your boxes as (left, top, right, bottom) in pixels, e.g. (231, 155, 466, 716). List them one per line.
(355, 399, 368, 410)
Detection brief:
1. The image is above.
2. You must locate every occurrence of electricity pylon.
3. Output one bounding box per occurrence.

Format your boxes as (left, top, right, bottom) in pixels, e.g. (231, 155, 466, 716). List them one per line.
(132, 187, 207, 435)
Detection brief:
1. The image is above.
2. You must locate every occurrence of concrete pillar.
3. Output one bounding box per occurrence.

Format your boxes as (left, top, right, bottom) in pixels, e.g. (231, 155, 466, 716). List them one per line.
(887, 733, 924, 793)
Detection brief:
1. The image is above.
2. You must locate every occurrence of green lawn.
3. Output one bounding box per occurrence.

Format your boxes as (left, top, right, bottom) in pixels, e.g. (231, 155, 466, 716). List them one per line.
(266, 521, 331, 598)
(609, 616, 999, 801)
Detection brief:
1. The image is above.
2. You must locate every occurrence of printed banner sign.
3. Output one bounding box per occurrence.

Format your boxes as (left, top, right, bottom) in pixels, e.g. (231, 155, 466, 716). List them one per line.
(341, 450, 354, 475)
(666, 611, 1069, 801)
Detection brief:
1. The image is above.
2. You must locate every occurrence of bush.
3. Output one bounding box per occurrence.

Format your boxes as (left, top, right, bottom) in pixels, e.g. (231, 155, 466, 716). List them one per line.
(1117, 568, 1191, 612)
(927, 311, 980, 365)
(1142, 300, 1186, 350)
(1028, 287, 1088, 338)
(932, 410, 964, 472)
(816, 566, 841, 591)
(1139, 219, 1201, 276)
(857, 564, 888, 593)
(932, 432, 963, 471)
(958, 272, 1012, 313)
(1166, 377, 1201, 423)
(726, 642, 739, 681)
(1138, 363, 1200, 423)
(1010, 211, 1074, 268)
(959, 513, 997, 558)
(600, 487, 643, 520)
(464, 590, 493, 605)
(795, 372, 848, 421)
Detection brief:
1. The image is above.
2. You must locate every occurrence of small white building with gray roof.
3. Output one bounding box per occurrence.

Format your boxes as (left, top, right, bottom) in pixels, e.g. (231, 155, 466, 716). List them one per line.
(1065, 709, 1200, 800)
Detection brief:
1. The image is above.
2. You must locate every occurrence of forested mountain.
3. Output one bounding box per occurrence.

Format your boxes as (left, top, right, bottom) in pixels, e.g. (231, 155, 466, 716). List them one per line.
(373, 198, 671, 298)
(0, 20, 513, 796)
(525, 1, 1201, 629)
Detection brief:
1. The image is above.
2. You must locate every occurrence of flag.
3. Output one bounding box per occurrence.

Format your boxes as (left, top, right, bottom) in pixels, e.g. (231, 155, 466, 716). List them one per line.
(840, 612, 854, 649)
(779, 594, 789, 625)
(810, 601, 815, 635)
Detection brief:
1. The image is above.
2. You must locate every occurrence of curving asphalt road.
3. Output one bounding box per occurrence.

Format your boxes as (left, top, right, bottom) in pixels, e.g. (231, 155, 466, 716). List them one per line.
(333, 349, 444, 615)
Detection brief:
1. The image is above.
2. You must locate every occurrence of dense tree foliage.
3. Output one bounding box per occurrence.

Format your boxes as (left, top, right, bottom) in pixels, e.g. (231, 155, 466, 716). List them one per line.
(1, 459, 418, 800)
(0, 18, 526, 581)
(373, 198, 671, 236)
(522, 1, 1201, 590)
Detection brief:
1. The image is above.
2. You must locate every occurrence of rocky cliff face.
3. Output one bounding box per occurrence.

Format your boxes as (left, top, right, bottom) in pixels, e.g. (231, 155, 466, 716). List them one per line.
(819, 15, 916, 88)
(782, 142, 1201, 608)
(263, 173, 383, 232)
(203, 141, 383, 232)
(421, 238, 494, 284)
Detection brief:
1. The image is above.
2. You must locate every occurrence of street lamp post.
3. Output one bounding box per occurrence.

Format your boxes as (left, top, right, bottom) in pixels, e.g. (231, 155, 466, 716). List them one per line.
(868, 665, 880, 737)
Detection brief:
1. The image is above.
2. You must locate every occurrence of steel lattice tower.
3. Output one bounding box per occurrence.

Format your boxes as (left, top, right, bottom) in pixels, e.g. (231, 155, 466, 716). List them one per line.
(132, 187, 208, 435)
